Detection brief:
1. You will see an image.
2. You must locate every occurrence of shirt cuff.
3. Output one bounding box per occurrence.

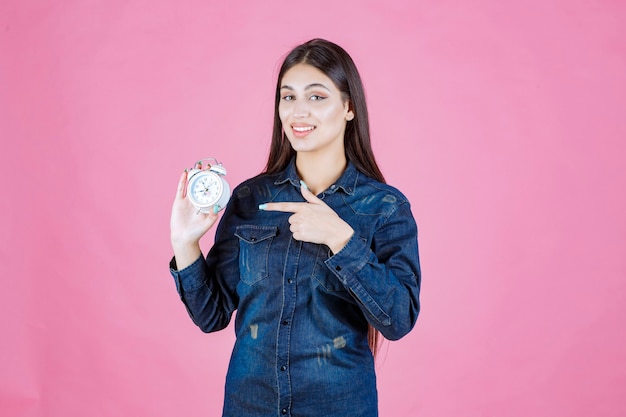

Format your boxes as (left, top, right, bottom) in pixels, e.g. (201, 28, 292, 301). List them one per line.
(169, 254, 208, 292)
(324, 233, 370, 285)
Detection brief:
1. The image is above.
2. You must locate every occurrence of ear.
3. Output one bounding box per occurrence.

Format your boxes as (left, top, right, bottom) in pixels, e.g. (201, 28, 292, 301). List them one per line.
(345, 101, 355, 121)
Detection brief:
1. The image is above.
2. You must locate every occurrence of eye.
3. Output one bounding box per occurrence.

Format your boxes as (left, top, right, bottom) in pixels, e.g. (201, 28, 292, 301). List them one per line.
(282, 95, 294, 101)
(310, 95, 326, 101)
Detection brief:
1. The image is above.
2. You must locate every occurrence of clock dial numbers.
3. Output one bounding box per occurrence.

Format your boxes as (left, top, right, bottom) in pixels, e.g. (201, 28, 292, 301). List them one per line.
(185, 160, 230, 213)
(189, 173, 223, 206)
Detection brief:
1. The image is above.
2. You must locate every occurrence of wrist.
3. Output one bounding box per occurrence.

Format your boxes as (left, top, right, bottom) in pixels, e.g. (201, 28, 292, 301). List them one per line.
(328, 226, 354, 255)
(170, 230, 203, 250)
(171, 241, 202, 270)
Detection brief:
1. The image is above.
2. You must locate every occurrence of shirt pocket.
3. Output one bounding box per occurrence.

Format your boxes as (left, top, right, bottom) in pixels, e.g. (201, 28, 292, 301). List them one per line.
(234, 225, 278, 286)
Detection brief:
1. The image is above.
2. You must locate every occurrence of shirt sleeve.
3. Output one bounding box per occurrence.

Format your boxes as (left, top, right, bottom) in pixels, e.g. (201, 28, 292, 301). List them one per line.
(324, 201, 421, 340)
(168, 205, 241, 333)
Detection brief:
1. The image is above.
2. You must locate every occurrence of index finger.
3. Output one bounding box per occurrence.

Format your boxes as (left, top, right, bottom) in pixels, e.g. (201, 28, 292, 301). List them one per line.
(260, 202, 307, 213)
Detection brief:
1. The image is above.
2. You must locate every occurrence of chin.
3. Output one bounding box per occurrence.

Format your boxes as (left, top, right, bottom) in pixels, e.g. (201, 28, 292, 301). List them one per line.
(287, 139, 314, 152)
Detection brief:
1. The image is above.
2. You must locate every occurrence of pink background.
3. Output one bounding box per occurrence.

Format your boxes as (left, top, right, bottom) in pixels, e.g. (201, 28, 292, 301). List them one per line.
(1, 1, 625, 416)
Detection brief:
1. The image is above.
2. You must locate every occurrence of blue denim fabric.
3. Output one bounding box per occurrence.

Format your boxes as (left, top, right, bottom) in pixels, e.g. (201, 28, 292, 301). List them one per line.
(170, 159, 421, 417)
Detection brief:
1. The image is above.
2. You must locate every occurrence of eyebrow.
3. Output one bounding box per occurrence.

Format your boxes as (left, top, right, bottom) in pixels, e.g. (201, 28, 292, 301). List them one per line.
(280, 83, 331, 92)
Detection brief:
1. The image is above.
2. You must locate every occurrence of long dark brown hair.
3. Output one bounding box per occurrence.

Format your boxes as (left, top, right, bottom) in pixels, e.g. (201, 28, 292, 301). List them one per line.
(263, 38, 384, 356)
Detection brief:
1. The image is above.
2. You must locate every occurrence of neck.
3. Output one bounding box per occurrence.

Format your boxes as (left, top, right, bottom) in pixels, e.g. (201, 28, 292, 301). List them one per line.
(295, 152, 347, 195)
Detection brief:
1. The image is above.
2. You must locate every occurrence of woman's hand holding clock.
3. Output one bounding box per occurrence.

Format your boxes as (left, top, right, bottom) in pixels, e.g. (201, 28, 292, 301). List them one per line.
(170, 164, 220, 270)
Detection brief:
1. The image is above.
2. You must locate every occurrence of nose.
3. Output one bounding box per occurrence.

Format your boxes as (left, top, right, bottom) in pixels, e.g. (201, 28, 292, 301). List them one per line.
(293, 99, 310, 118)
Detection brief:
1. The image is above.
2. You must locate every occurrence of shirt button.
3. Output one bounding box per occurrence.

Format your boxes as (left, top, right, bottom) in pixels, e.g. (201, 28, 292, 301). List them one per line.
(281, 408, 288, 415)
(282, 320, 289, 325)
(287, 279, 293, 284)
(280, 365, 287, 371)
(335, 265, 342, 271)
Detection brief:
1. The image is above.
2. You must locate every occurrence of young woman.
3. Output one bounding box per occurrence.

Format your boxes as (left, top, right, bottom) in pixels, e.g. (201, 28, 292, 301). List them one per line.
(169, 39, 421, 417)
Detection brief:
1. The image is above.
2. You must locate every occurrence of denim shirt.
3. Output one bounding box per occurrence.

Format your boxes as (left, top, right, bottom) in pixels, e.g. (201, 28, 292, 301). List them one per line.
(170, 159, 421, 417)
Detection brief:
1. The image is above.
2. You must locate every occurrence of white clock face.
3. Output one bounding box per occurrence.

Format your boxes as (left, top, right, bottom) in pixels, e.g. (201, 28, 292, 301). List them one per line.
(189, 172, 223, 207)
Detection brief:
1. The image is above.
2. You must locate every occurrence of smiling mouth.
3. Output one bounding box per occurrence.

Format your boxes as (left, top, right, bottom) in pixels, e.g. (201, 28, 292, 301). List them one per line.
(292, 125, 315, 132)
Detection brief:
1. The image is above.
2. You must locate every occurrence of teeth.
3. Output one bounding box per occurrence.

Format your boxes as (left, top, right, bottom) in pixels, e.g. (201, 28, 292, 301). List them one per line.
(293, 126, 314, 132)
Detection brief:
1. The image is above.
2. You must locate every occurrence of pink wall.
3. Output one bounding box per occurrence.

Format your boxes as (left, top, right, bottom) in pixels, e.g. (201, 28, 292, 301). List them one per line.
(1, 1, 625, 416)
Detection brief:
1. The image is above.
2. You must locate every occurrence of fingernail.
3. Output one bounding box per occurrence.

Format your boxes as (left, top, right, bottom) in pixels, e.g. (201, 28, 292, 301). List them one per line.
(213, 205, 220, 214)
(300, 180, 308, 190)
(258, 204, 267, 211)
(184, 168, 188, 172)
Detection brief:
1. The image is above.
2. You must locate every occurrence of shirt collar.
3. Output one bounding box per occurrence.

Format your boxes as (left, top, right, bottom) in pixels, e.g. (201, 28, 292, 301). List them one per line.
(274, 157, 358, 196)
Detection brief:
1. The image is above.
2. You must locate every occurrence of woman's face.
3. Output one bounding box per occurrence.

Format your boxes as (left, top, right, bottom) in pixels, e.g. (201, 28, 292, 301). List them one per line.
(278, 63, 354, 157)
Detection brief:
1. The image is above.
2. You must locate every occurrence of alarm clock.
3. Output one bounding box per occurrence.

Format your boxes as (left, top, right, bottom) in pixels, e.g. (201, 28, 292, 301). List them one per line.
(186, 158, 231, 213)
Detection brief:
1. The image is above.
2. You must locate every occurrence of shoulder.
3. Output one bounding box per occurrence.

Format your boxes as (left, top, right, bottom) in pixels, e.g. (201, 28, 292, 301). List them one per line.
(355, 172, 410, 205)
(231, 173, 276, 197)
(346, 172, 413, 220)
(227, 172, 287, 212)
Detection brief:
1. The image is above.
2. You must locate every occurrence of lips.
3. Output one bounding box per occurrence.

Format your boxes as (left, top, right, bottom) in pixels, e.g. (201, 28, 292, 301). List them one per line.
(292, 124, 315, 132)
(291, 124, 315, 137)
